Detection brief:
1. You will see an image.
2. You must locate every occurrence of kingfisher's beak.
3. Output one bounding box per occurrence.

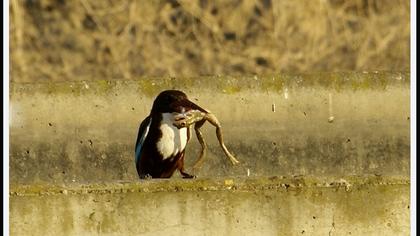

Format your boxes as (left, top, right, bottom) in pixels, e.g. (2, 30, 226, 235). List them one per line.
(172, 98, 207, 114)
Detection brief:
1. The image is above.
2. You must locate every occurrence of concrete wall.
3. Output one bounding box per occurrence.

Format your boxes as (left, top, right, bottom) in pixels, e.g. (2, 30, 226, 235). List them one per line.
(10, 177, 410, 236)
(9, 72, 411, 235)
(10, 72, 410, 184)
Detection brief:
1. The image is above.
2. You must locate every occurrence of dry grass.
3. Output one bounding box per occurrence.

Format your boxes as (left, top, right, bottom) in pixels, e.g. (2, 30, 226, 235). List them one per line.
(10, 0, 410, 82)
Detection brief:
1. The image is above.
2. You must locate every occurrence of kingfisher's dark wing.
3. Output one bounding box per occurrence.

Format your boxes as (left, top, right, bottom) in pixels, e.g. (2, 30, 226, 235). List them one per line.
(135, 115, 152, 163)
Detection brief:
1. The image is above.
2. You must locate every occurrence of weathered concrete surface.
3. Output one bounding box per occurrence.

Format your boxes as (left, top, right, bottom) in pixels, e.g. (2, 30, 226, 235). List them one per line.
(10, 72, 410, 184)
(10, 176, 410, 236)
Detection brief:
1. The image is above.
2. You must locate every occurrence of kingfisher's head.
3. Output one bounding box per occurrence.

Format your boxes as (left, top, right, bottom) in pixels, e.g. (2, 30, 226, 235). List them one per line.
(151, 90, 206, 114)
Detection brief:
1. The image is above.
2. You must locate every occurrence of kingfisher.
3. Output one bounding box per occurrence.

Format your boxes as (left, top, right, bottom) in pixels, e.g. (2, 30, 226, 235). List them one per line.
(135, 90, 207, 179)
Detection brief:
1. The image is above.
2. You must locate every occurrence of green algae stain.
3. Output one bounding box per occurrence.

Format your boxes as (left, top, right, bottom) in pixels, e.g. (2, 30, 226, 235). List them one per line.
(223, 85, 241, 94)
(95, 80, 117, 95)
(137, 79, 164, 97)
(10, 72, 410, 97)
(260, 75, 286, 93)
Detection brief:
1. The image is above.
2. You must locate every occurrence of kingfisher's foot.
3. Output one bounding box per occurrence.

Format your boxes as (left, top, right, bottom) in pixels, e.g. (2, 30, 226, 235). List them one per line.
(181, 172, 196, 179)
(139, 174, 153, 179)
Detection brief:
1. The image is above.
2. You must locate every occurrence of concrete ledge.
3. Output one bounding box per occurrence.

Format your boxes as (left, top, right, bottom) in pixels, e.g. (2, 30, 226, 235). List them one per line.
(10, 176, 410, 235)
(10, 72, 410, 184)
(10, 175, 409, 196)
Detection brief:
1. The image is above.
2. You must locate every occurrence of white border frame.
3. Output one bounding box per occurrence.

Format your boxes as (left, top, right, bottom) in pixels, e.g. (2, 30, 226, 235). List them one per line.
(3, 1, 416, 235)
(4, 0, 10, 235)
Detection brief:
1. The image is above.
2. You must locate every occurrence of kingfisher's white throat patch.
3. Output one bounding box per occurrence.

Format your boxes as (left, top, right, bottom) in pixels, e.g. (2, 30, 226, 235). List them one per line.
(157, 113, 188, 159)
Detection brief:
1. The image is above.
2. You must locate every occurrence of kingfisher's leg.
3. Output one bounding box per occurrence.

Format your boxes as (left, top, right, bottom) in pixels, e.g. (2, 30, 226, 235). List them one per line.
(177, 153, 196, 179)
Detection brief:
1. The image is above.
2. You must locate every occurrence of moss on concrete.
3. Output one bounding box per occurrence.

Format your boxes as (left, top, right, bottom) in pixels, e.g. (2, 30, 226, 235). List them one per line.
(10, 72, 410, 98)
(10, 175, 409, 197)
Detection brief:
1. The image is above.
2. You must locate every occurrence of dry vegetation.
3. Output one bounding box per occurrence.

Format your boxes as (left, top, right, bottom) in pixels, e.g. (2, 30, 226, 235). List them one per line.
(10, 0, 410, 82)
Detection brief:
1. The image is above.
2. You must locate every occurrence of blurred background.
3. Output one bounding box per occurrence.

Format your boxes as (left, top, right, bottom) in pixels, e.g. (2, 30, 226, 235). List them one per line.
(10, 0, 410, 82)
